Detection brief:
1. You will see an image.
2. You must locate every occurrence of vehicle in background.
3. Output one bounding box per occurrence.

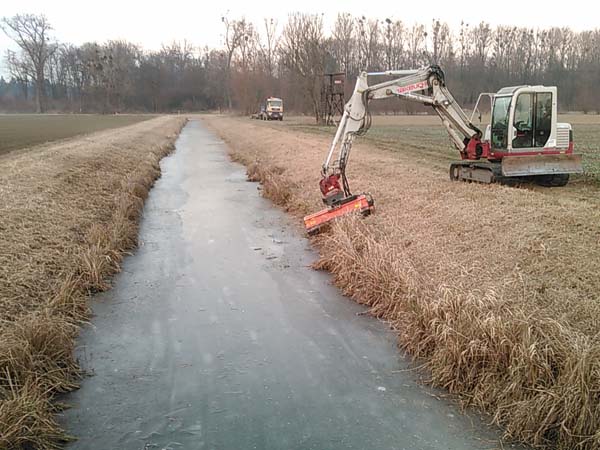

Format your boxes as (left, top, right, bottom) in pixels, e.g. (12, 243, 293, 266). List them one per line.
(254, 97, 284, 121)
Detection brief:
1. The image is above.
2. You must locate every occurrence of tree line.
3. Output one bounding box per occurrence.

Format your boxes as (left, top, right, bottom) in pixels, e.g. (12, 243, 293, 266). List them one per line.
(1, 13, 599, 117)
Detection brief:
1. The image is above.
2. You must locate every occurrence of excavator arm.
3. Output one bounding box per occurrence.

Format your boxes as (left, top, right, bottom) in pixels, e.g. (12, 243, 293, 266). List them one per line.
(305, 64, 582, 233)
(320, 65, 481, 205)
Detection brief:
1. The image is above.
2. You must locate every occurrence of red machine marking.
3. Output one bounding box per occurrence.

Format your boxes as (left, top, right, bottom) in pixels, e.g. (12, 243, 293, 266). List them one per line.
(395, 80, 428, 95)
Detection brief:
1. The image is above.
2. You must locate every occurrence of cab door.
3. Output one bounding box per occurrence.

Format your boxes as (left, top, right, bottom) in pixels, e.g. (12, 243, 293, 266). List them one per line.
(510, 90, 555, 151)
(490, 95, 512, 150)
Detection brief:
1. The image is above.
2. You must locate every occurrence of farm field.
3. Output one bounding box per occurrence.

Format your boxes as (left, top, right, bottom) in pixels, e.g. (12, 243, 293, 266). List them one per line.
(269, 114, 600, 182)
(0, 114, 155, 156)
(205, 114, 600, 450)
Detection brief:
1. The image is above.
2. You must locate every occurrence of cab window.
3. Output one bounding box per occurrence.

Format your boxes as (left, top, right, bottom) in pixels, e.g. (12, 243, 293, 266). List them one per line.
(512, 93, 534, 148)
(491, 96, 511, 149)
(512, 92, 553, 149)
(535, 93, 552, 147)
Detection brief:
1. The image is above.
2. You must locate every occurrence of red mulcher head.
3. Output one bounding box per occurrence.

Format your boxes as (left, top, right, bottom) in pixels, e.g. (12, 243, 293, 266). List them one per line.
(304, 175, 375, 235)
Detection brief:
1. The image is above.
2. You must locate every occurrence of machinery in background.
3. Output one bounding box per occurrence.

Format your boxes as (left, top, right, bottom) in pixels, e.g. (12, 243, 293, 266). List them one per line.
(255, 97, 284, 121)
(304, 65, 583, 234)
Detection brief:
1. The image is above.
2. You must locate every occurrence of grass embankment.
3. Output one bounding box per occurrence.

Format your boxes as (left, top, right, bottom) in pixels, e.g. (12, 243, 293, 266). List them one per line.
(204, 115, 600, 450)
(0, 114, 155, 156)
(0, 116, 186, 449)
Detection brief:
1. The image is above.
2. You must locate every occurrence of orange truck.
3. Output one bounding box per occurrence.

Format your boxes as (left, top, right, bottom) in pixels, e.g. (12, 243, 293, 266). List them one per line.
(257, 97, 284, 121)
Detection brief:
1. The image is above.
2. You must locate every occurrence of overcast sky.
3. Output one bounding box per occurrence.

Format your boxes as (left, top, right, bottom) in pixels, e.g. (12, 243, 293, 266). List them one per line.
(1, 0, 597, 75)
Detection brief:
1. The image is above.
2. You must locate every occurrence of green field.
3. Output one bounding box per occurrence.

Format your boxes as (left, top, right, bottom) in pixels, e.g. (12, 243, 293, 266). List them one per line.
(275, 114, 600, 182)
(0, 114, 155, 156)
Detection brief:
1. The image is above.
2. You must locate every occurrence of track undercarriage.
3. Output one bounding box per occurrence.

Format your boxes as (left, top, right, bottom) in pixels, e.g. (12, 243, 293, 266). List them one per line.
(448, 161, 571, 186)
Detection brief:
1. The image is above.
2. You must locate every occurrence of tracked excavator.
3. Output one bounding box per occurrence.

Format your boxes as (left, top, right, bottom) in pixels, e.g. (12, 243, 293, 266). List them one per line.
(303, 65, 583, 234)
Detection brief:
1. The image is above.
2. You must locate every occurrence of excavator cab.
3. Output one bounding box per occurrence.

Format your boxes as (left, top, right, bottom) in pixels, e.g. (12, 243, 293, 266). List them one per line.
(484, 86, 582, 182)
(491, 86, 556, 152)
(474, 87, 564, 150)
(511, 89, 559, 150)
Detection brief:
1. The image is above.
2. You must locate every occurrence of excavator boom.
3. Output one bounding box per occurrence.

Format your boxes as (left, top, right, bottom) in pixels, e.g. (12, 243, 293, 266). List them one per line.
(318, 65, 483, 209)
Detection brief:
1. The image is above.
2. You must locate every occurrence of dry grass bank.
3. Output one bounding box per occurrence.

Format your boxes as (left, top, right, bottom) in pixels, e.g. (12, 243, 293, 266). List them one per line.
(204, 115, 600, 450)
(0, 116, 186, 449)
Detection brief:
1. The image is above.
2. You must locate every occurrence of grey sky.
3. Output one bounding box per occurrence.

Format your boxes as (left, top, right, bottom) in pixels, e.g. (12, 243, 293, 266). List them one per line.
(1, 0, 597, 76)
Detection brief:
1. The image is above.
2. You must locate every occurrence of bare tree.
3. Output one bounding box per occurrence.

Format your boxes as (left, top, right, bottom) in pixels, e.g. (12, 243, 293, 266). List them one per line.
(5, 49, 32, 99)
(383, 18, 405, 70)
(331, 13, 355, 75)
(161, 40, 194, 75)
(103, 40, 141, 112)
(458, 21, 469, 74)
(491, 26, 518, 83)
(280, 13, 326, 122)
(222, 15, 251, 109)
(1, 14, 57, 112)
(356, 16, 380, 71)
(203, 48, 228, 111)
(471, 22, 492, 66)
(407, 24, 427, 67)
(513, 28, 535, 81)
(430, 19, 453, 65)
(258, 18, 278, 78)
(233, 25, 261, 114)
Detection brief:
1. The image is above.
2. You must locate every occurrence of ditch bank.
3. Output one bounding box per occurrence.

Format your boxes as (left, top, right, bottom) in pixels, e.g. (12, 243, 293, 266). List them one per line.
(203, 114, 600, 450)
(0, 116, 186, 449)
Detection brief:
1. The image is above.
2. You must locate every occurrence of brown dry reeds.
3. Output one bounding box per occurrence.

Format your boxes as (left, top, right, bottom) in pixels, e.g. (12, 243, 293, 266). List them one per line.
(243, 158, 296, 209)
(316, 218, 600, 449)
(0, 116, 186, 449)
(204, 115, 600, 450)
(0, 379, 68, 450)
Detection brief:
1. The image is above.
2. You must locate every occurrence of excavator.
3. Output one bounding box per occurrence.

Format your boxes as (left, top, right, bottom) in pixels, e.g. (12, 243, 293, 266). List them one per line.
(303, 65, 583, 234)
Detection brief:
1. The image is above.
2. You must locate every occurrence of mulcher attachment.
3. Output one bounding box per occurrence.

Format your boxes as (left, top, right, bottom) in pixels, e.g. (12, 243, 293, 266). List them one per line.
(303, 193, 374, 235)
